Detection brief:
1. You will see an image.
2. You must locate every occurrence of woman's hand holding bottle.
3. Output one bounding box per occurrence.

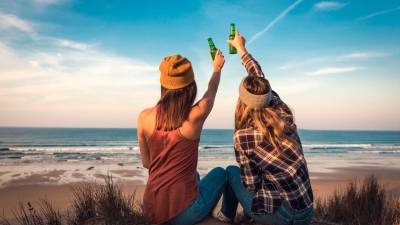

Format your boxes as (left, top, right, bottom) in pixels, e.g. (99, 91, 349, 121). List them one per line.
(213, 50, 225, 73)
(227, 31, 248, 57)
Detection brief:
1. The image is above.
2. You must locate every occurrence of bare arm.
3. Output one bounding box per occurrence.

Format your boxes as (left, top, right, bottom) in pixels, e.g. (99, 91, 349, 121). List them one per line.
(137, 112, 150, 169)
(190, 50, 225, 123)
(195, 71, 221, 119)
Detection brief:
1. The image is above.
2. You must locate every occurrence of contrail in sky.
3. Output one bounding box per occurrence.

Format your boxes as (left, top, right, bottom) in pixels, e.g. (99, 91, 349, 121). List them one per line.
(247, 0, 304, 45)
(356, 6, 400, 21)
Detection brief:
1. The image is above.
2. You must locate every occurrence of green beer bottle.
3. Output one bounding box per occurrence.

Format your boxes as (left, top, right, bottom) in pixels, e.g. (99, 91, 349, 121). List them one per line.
(229, 23, 237, 54)
(208, 37, 218, 60)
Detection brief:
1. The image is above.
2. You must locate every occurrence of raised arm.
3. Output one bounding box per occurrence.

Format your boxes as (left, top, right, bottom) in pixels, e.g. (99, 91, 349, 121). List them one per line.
(228, 30, 286, 107)
(227, 31, 265, 78)
(190, 50, 225, 123)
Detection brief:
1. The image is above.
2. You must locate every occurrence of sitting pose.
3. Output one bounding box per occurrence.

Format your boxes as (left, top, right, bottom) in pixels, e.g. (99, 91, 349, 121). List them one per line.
(137, 51, 226, 225)
(219, 32, 314, 225)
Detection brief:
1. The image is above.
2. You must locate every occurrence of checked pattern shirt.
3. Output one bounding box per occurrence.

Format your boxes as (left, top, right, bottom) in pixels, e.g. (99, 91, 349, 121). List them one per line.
(234, 53, 313, 215)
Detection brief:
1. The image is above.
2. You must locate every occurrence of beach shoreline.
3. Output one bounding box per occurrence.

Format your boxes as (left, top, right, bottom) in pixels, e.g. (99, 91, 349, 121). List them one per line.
(1, 128, 400, 223)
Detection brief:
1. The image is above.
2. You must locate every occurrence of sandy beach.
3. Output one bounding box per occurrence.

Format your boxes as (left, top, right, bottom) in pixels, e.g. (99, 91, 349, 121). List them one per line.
(1, 166, 400, 224)
(1, 128, 400, 224)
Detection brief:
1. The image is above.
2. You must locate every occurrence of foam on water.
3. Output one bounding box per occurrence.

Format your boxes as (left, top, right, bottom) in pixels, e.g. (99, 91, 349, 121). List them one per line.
(0, 162, 149, 188)
(303, 143, 400, 149)
(1, 128, 400, 188)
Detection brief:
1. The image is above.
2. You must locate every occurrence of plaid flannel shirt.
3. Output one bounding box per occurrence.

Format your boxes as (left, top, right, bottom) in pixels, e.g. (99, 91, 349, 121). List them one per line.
(234, 53, 313, 215)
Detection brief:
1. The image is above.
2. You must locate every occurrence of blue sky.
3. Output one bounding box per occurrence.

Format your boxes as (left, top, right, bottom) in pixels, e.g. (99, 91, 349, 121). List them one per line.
(0, 0, 399, 130)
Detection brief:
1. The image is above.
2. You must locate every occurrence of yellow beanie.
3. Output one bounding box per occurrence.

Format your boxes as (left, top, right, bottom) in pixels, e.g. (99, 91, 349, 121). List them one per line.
(159, 54, 194, 89)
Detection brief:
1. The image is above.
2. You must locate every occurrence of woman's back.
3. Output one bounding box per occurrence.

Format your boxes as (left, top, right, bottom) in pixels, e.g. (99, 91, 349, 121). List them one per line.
(234, 127, 313, 213)
(138, 53, 225, 224)
(142, 106, 200, 224)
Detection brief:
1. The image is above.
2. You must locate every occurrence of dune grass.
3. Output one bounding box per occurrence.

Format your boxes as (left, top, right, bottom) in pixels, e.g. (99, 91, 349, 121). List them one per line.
(314, 175, 400, 225)
(1, 174, 400, 225)
(0, 200, 63, 225)
(0, 174, 150, 225)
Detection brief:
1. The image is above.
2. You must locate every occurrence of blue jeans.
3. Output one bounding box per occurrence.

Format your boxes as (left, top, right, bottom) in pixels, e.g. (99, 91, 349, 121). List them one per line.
(169, 167, 227, 225)
(222, 165, 313, 225)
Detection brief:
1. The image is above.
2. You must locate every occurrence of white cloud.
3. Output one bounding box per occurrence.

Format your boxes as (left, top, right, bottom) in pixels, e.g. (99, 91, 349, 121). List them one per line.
(280, 51, 388, 70)
(0, 41, 158, 84)
(314, 1, 347, 11)
(32, 0, 69, 6)
(305, 66, 362, 76)
(340, 52, 388, 60)
(357, 6, 400, 21)
(0, 39, 160, 127)
(279, 57, 329, 70)
(0, 12, 91, 51)
(0, 12, 35, 34)
(54, 38, 92, 50)
(248, 0, 304, 45)
(0, 13, 157, 78)
(0, 12, 160, 127)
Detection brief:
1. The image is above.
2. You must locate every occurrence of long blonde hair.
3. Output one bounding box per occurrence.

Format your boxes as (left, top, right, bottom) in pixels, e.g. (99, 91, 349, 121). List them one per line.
(235, 76, 298, 152)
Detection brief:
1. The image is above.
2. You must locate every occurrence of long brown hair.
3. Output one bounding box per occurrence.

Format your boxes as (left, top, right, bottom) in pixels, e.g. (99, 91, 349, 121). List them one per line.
(235, 76, 298, 152)
(157, 81, 197, 131)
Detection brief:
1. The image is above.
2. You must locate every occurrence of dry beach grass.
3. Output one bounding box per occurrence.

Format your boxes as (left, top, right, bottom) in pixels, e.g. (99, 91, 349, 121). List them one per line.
(1, 174, 400, 225)
(314, 175, 400, 225)
(0, 175, 150, 225)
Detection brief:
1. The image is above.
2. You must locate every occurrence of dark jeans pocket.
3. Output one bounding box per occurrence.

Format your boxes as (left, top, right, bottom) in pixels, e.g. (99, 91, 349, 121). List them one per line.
(274, 206, 292, 225)
(293, 208, 313, 225)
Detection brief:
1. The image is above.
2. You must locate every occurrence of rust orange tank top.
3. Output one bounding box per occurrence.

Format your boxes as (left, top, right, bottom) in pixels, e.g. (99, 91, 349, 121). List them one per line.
(143, 107, 200, 224)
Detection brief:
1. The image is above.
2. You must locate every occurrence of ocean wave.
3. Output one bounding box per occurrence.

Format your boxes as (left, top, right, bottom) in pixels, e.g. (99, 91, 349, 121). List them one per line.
(303, 144, 400, 150)
(6, 146, 138, 153)
(199, 145, 233, 150)
(303, 144, 400, 155)
(3, 143, 133, 147)
(4, 145, 233, 153)
(356, 150, 400, 154)
(1, 143, 399, 157)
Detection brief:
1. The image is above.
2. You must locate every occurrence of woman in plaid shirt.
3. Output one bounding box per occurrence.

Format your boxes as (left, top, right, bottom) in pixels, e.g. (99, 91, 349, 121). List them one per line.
(215, 31, 314, 225)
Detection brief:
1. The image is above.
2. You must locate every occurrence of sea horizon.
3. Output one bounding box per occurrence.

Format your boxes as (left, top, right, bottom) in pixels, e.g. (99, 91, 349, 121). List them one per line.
(1, 126, 399, 132)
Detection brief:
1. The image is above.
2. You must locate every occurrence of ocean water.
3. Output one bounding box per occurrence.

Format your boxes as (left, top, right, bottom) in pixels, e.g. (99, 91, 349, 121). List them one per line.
(0, 128, 400, 187)
(1, 128, 399, 160)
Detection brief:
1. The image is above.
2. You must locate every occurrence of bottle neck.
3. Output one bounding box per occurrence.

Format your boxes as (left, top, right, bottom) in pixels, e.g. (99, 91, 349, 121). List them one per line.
(208, 42, 215, 48)
(230, 24, 235, 35)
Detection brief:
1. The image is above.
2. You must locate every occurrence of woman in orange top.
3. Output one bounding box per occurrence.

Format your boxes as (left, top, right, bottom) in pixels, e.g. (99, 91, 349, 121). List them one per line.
(137, 51, 226, 225)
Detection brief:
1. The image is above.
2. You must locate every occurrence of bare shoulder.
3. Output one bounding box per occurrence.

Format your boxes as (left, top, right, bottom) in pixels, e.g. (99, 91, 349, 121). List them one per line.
(137, 107, 157, 136)
(138, 107, 155, 121)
